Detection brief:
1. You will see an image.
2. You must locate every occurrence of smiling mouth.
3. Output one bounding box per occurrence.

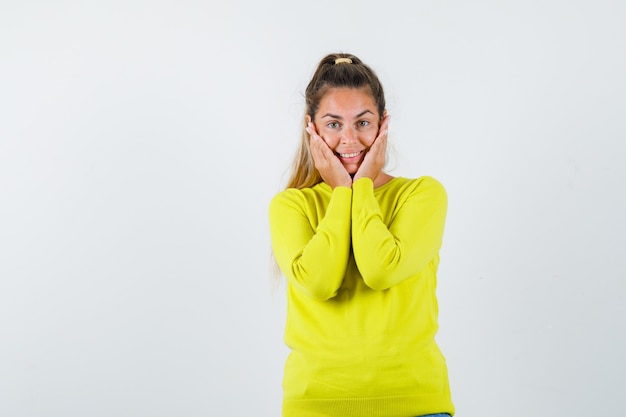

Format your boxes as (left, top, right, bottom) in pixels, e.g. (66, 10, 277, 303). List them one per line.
(337, 150, 363, 158)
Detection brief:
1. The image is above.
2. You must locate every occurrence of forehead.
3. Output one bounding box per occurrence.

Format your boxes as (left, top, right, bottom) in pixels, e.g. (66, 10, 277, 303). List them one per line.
(317, 87, 378, 117)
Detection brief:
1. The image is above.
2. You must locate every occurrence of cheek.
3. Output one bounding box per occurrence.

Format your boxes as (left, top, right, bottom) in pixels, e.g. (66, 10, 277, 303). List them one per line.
(320, 132, 340, 148)
(363, 131, 378, 146)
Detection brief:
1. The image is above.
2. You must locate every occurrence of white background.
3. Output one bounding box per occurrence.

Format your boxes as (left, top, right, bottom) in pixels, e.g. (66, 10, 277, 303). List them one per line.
(1, 1, 625, 416)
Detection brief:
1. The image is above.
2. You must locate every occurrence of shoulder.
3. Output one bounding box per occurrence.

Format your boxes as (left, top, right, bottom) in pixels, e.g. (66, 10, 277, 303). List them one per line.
(269, 188, 304, 212)
(384, 176, 447, 199)
(269, 183, 330, 212)
(377, 177, 448, 214)
(413, 176, 446, 195)
(403, 175, 444, 187)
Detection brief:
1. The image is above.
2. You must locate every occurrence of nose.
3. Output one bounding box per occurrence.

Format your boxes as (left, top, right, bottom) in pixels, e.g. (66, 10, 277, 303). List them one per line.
(341, 127, 358, 144)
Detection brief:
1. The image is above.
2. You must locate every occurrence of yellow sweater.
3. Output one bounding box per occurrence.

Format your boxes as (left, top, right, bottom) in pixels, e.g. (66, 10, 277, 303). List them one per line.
(269, 176, 454, 417)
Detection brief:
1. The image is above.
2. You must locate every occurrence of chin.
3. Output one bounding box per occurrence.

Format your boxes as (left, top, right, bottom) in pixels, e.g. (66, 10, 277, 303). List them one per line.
(344, 164, 360, 175)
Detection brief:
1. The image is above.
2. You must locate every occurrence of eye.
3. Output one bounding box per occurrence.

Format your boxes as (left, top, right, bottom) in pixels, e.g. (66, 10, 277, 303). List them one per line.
(357, 120, 370, 128)
(327, 121, 340, 129)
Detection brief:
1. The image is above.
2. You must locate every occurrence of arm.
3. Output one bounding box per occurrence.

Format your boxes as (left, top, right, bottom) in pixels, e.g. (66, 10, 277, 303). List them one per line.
(351, 177, 448, 291)
(269, 187, 352, 300)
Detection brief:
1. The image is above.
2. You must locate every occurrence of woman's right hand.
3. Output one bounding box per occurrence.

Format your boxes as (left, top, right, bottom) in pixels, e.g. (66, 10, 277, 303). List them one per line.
(307, 123, 352, 189)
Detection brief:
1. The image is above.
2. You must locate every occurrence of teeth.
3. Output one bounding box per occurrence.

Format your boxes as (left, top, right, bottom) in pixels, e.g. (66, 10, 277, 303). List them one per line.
(339, 151, 361, 158)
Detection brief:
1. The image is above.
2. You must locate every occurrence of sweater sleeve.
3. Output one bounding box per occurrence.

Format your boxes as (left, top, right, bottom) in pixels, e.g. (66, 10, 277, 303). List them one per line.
(351, 177, 448, 291)
(269, 186, 352, 300)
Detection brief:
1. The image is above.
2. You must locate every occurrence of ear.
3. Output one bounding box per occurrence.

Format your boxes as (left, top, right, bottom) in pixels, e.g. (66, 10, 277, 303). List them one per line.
(305, 114, 312, 125)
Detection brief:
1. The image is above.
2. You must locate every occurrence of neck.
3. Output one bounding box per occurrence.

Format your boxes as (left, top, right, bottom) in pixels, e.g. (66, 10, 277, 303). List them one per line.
(372, 172, 394, 188)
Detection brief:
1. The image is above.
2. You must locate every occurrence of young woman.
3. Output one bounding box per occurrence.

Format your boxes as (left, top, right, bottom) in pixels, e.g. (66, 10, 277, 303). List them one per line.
(269, 53, 454, 417)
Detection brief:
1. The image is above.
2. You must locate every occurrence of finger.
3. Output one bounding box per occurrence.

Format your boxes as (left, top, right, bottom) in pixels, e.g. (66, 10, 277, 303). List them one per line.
(306, 122, 322, 140)
(308, 123, 335, 153)
(377, 115, 390, 140)
(309, 132, 337, 171)
(309, 135, 326, 164)
(309, 129, 337, 161)
(380, 114, 390, 131)
(307, 121, 316, 134)
(370, 131, 388, 154)
(307, 124, 325, 148)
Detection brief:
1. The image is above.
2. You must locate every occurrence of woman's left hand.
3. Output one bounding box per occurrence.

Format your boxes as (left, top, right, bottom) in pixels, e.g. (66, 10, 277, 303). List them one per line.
(353, 115, 390, 182)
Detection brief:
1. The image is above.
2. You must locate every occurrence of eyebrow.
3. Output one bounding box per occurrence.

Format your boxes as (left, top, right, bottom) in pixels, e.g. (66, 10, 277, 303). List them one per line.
(321, 110, 375, 119)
